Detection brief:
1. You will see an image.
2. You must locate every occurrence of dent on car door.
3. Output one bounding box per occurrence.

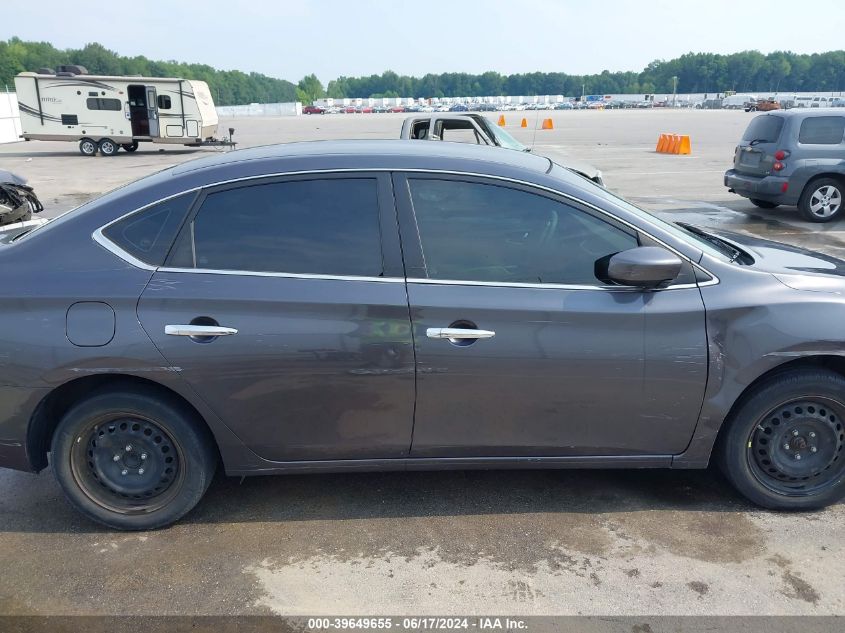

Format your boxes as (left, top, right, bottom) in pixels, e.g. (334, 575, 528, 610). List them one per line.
(394, 173, 708, 458)
(136, 173, 415, 462)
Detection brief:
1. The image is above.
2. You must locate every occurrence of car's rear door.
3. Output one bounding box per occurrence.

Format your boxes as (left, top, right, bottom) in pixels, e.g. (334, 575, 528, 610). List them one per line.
(137, 173, 415, 462)
(395, 173, 708, 458)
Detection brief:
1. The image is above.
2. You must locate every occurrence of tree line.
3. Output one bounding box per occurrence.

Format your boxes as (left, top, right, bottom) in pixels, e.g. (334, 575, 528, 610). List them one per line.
(322, 51, 845, 100)
(2, 39, 844, 106)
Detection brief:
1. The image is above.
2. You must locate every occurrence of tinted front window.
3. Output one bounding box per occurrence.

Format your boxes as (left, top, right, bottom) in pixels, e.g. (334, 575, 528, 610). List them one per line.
(175, 179, 383, 276)
(742, 115, 784, 143)
(799, 116, 845, 144)
(102, 192, 195, 266)
(409, 179, 637, 285)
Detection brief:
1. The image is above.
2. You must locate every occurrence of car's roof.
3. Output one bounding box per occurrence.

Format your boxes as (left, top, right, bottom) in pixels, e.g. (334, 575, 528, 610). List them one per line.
(171, 139, 553, 177)
(757, 108, 845, 119)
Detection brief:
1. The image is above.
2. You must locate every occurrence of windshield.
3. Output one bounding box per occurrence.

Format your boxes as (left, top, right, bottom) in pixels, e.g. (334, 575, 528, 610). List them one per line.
(487, 122, 527, 151)
(742, 114, 784, 143)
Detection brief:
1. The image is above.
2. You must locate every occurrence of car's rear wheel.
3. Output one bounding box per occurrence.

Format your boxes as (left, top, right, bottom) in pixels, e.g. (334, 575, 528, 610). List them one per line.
(51, 388, 217, 530)
(719, 369, 845, 510)
(750, 199, 778, 209)
(799, 178, 844, 222)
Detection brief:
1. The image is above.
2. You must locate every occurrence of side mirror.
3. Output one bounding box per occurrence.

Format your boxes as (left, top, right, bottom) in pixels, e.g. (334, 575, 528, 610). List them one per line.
(604, 246, 683, 287)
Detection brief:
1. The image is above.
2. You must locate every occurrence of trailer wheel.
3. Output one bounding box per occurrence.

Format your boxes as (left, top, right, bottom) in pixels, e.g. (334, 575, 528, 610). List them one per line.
(121, 142, 139, 153)
(98, 139, 118, 156)
(79, 139, 97, 156)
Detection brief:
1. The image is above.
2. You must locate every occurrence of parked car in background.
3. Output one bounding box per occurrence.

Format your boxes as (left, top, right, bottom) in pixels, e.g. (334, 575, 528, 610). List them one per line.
(6, 141, 845, 529)
(302, 105, 325, 115)
(746, 99, 781, 113)
(555, 102, 574, 110)
(400, 113, 605, 185)
(725, 110, 845, 221)
(449, 104, 468, 112)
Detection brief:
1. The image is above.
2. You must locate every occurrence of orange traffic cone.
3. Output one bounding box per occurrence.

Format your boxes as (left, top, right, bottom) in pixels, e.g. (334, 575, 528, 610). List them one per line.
(541, 118, 554, 130)
(497, 115, 506, 127)
(677, 135, 692, 155)
(521, 118, 527, 128)
(656, 134, 667, 152)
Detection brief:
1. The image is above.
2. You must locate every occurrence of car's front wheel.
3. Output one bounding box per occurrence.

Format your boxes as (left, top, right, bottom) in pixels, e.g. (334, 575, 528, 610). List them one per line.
(719, 369, 845, 510)
(51, 387, 217, 530)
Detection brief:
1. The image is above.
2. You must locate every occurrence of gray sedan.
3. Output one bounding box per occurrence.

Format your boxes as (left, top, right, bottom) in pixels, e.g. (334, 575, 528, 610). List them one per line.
(2, 140, 845, 530)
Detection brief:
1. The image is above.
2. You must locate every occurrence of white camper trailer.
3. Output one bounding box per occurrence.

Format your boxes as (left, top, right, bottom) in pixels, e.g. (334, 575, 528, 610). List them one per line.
(14, 66, 221, 155)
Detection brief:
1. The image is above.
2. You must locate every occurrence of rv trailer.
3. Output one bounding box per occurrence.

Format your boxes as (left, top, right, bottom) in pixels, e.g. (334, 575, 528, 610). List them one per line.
(14, 66, 225, 155)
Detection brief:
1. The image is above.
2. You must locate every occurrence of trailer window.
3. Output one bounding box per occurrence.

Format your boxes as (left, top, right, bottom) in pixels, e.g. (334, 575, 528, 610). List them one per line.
(86, 98, 122, 111)
(157, 95, 172, 110)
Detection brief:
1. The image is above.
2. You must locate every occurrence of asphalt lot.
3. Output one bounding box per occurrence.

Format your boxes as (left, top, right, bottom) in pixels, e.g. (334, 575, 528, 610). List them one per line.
(0, 109, 844, 616)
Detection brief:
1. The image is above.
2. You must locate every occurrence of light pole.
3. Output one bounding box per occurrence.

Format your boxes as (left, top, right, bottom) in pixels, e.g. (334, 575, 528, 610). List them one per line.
(672, 76, 678, 107)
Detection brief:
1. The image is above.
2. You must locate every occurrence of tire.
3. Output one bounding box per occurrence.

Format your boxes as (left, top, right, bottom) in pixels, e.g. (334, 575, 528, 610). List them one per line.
(98, 138, 118, 156)
(51, 387, 217, 530)
(121, 142, 139, 152)
(750, 199, 778, 209)
(718, 369, 845, 510)
(79, 138, 97, 156)
(798, 177, 844, 222)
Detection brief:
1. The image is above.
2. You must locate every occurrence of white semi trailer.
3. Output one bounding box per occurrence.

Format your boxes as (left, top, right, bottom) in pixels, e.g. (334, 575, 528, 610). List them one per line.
(14, 66, 223, 155)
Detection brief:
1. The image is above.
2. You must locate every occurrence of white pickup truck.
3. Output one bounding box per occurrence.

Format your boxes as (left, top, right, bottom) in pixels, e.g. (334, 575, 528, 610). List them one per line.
(399, 113, 604, 186)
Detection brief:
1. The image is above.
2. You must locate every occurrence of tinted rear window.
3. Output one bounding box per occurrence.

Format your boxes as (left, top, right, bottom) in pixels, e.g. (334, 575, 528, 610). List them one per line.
(798, 116, 845, 144)
(102, 193, 195, 266)
(742, 115, 784, 143)
(170, 178, 384, 276)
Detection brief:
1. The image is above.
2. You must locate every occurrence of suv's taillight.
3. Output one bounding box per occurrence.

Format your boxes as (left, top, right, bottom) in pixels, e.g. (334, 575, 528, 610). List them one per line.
(773, 162, 785, 171)
(774, 149, 790, 160)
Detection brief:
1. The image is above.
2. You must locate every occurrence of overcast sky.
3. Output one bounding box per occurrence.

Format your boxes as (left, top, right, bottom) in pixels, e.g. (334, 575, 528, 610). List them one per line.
(3, 0, 842, 83)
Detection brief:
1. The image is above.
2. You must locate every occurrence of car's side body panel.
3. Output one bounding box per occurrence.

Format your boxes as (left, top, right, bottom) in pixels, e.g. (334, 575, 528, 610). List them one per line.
(2, 141, 845, 478)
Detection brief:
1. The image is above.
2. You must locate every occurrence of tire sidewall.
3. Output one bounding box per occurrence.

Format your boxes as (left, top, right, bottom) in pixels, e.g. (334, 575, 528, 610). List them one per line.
(720, 370, 845, 510)
(51, 390, 216, 530)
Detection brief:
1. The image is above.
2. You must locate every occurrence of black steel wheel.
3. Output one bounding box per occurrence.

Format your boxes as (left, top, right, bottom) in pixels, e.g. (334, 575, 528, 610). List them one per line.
(747, 398, 845, 495)
(121, 142, 139, 152)
(719, 369, 845, 510)
(52, 386, 217, 530)
(70, 414, 185, 515)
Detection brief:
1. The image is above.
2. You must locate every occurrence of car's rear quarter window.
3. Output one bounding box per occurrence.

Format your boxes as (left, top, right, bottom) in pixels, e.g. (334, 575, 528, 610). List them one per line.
(102, 192, 195, 266)
(798, 116, 845, 144)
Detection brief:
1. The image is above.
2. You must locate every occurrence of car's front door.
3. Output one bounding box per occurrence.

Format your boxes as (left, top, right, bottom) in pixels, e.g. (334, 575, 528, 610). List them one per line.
(395, 174, 708, 458)
(137, 173, 415, 462)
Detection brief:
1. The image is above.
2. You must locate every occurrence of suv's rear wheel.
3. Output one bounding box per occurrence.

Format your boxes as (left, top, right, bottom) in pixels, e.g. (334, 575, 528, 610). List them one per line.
(51, 388, 217, 530)
(719, 369, 845, 510)
(799, 178, 844, 222)
(750, 199, 778, 209)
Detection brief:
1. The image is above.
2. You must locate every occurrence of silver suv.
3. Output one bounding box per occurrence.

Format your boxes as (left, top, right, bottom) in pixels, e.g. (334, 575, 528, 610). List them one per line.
(725, 110, 845, 222)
